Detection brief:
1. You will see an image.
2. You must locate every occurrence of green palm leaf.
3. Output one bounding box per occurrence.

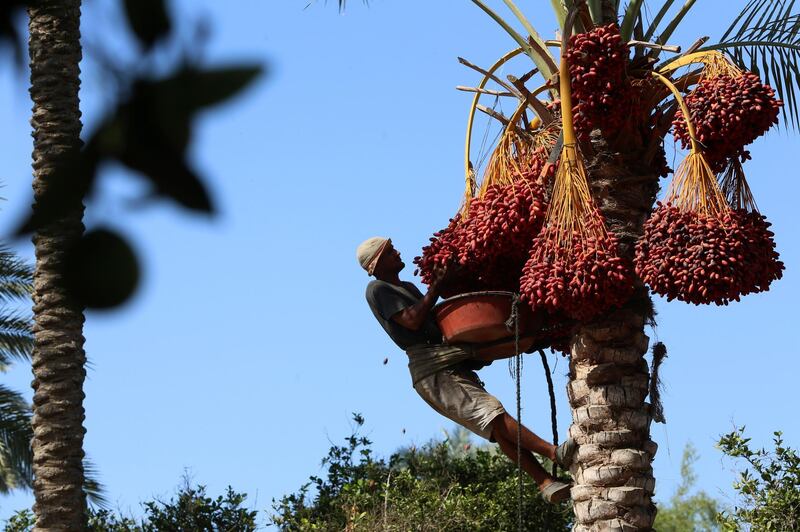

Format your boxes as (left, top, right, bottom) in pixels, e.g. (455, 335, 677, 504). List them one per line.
(0, 246, 33, 366)
(551, 0, 568, 27)
(335, 0, 368, 12)
(0, 246, 32, 304)
(0, 312, 33, 366)
(0, 385, 33, 493)
(698, 0, 800, 129)
(502, 0, 556, 64)
(649, 0, 697, 60)
(644, 0, 676, 41)
(83, 459, 108, 508)
(620, 0, 645, 41)
(588, 0, 603, 24)
(470, 0, 557, 77)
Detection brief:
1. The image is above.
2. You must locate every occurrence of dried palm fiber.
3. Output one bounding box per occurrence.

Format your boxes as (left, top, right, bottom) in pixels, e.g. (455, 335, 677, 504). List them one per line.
(414, 105, 552, 295)
(719, 157, 756, 211)
(477, 103, 556, 193)
(636, 73, 783, 304)
(669, 51, 782, 173)
(648, 342, 667, 424)
(520, 34, 633, 321)
(719, 159, 784, 296)
(632, 75, 672, 178)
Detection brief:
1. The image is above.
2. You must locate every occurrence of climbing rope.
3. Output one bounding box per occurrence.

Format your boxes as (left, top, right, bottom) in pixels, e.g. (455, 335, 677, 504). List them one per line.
(507, 293, 523, 532)
(538, 349, 559, 477)
(505, 294, 562, 529)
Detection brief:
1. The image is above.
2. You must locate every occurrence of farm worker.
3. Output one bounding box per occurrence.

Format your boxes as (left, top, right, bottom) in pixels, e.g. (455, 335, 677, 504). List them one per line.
(357, 236, 576, 504)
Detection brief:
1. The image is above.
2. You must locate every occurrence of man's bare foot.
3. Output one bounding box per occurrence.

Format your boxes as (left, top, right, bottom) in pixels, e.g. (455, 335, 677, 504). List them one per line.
(540, 480, 572, 504)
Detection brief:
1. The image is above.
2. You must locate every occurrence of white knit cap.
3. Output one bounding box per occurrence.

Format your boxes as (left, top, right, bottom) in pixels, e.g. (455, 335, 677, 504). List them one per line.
(356, 237, 391, 275)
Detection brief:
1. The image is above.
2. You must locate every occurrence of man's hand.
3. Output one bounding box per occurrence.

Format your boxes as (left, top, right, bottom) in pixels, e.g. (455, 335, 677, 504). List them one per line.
(430, 265, 449, 291)
(391, 268, 449, 332)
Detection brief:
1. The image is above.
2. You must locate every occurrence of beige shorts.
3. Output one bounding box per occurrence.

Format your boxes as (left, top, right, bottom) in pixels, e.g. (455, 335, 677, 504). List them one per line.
(413, 366, 506, 441)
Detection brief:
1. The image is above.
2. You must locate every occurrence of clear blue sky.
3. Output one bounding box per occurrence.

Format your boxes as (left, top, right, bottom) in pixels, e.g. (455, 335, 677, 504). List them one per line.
(0, 0, 798, 525)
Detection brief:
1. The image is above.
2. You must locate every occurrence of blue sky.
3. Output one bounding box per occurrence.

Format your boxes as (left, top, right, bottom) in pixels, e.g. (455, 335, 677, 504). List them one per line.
(0, 0, 798, 525)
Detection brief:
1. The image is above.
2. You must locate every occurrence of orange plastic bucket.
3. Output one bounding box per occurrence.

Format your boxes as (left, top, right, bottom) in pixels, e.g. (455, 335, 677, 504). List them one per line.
(434, 291, 534, 344)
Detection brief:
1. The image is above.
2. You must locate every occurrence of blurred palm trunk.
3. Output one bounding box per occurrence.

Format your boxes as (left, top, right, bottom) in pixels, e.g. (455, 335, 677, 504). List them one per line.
(27, 0, 88, 528)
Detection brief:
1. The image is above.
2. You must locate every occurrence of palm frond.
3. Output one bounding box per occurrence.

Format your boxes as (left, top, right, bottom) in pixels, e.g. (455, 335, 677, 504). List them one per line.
(644, 0, 675, 41)
(0, 312, 32, 365)
(501, 0, 559, 74)
(0, 329, 32, 365)
(621, 0, 645, 41)
(0, 385, 33, 493)
(699, 0, 800, 129)
(83, 458, 108, 508)
(588, 0, 604, 24)
(562, 0, 587, 33)
(602, 0, 618, 23)
(0, 246, 32, 304)
(470, 0, 557, 77)
(309, 0, 367, 12)
(649, 0, 697, 60)
(550, 0, 567, 28)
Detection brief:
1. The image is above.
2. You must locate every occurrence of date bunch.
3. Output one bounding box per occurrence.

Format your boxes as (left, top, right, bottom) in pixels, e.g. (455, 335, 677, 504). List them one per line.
(673, 73, 782, 172)
(414, 179, 546, 296)
(567, 24, 631, 140)
(635, 202, 784, 305)
(520, 218, 634, 321)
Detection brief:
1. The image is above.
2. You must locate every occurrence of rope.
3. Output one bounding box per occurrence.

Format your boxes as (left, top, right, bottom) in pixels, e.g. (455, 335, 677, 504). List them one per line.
(505, 295, 561, 528)
(538, 349, 559, 478)
(509, 294, 523, 532)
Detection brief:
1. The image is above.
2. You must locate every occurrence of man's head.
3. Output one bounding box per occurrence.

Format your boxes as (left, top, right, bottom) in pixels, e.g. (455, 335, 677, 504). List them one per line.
(356, 237, 404, 277)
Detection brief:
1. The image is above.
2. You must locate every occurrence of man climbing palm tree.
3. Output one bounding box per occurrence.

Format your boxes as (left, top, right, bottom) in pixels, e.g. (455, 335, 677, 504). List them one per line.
(357, 236, 576, 503)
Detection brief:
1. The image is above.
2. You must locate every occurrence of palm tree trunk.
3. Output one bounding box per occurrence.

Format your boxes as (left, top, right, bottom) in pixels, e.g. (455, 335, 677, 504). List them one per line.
(567, 139, 661, 531)
(27, 1, 88, 529)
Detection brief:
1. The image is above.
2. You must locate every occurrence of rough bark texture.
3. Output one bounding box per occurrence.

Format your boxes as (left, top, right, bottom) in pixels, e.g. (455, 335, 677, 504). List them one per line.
(567, 138, 660, 531)
(28, 1, 88, 530)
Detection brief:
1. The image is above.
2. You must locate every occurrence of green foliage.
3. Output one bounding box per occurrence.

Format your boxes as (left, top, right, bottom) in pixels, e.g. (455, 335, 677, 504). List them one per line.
(0, 246, 32, 368)
(270, 414, 572, 531)
(0, 248, 33, 494)
(716, 427, 800, 531)
(0, 384, 33, 494)
(654, 443, 721, 532)
(4, 483, 257, 532)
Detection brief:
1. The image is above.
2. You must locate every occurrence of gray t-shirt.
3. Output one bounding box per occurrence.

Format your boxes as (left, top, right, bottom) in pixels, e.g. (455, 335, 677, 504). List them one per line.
(365, 280, 443, 350)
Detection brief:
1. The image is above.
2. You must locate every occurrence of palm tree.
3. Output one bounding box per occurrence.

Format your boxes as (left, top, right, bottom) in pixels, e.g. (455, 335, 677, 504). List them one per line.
(339, 0, 797, 529)
(460, 1, 798, 530)
(26, 0, 89, 528)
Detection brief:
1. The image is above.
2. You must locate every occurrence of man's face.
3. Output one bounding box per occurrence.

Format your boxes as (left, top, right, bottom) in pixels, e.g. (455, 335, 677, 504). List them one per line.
(377, 243, 404, 274)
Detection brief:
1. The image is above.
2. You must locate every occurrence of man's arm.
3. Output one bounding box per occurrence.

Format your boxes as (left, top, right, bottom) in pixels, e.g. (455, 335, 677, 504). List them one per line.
(391, 284, 440, 331)
(391, 268, 447, 331)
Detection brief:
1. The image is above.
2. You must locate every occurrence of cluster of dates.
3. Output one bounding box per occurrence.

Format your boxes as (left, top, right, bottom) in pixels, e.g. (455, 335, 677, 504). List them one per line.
(567, 23, 631, 140)
(635, 202, 784, 305)
(413, 217, 482, 297)
(518, 144, 556, 181)
(673, 73, 782, 172)
(414, 179, 546, 297)
(520, 221, 634, 321)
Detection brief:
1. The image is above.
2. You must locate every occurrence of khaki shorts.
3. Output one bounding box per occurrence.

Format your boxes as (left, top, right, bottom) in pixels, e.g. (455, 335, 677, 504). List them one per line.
(413, 366, 506, 441)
